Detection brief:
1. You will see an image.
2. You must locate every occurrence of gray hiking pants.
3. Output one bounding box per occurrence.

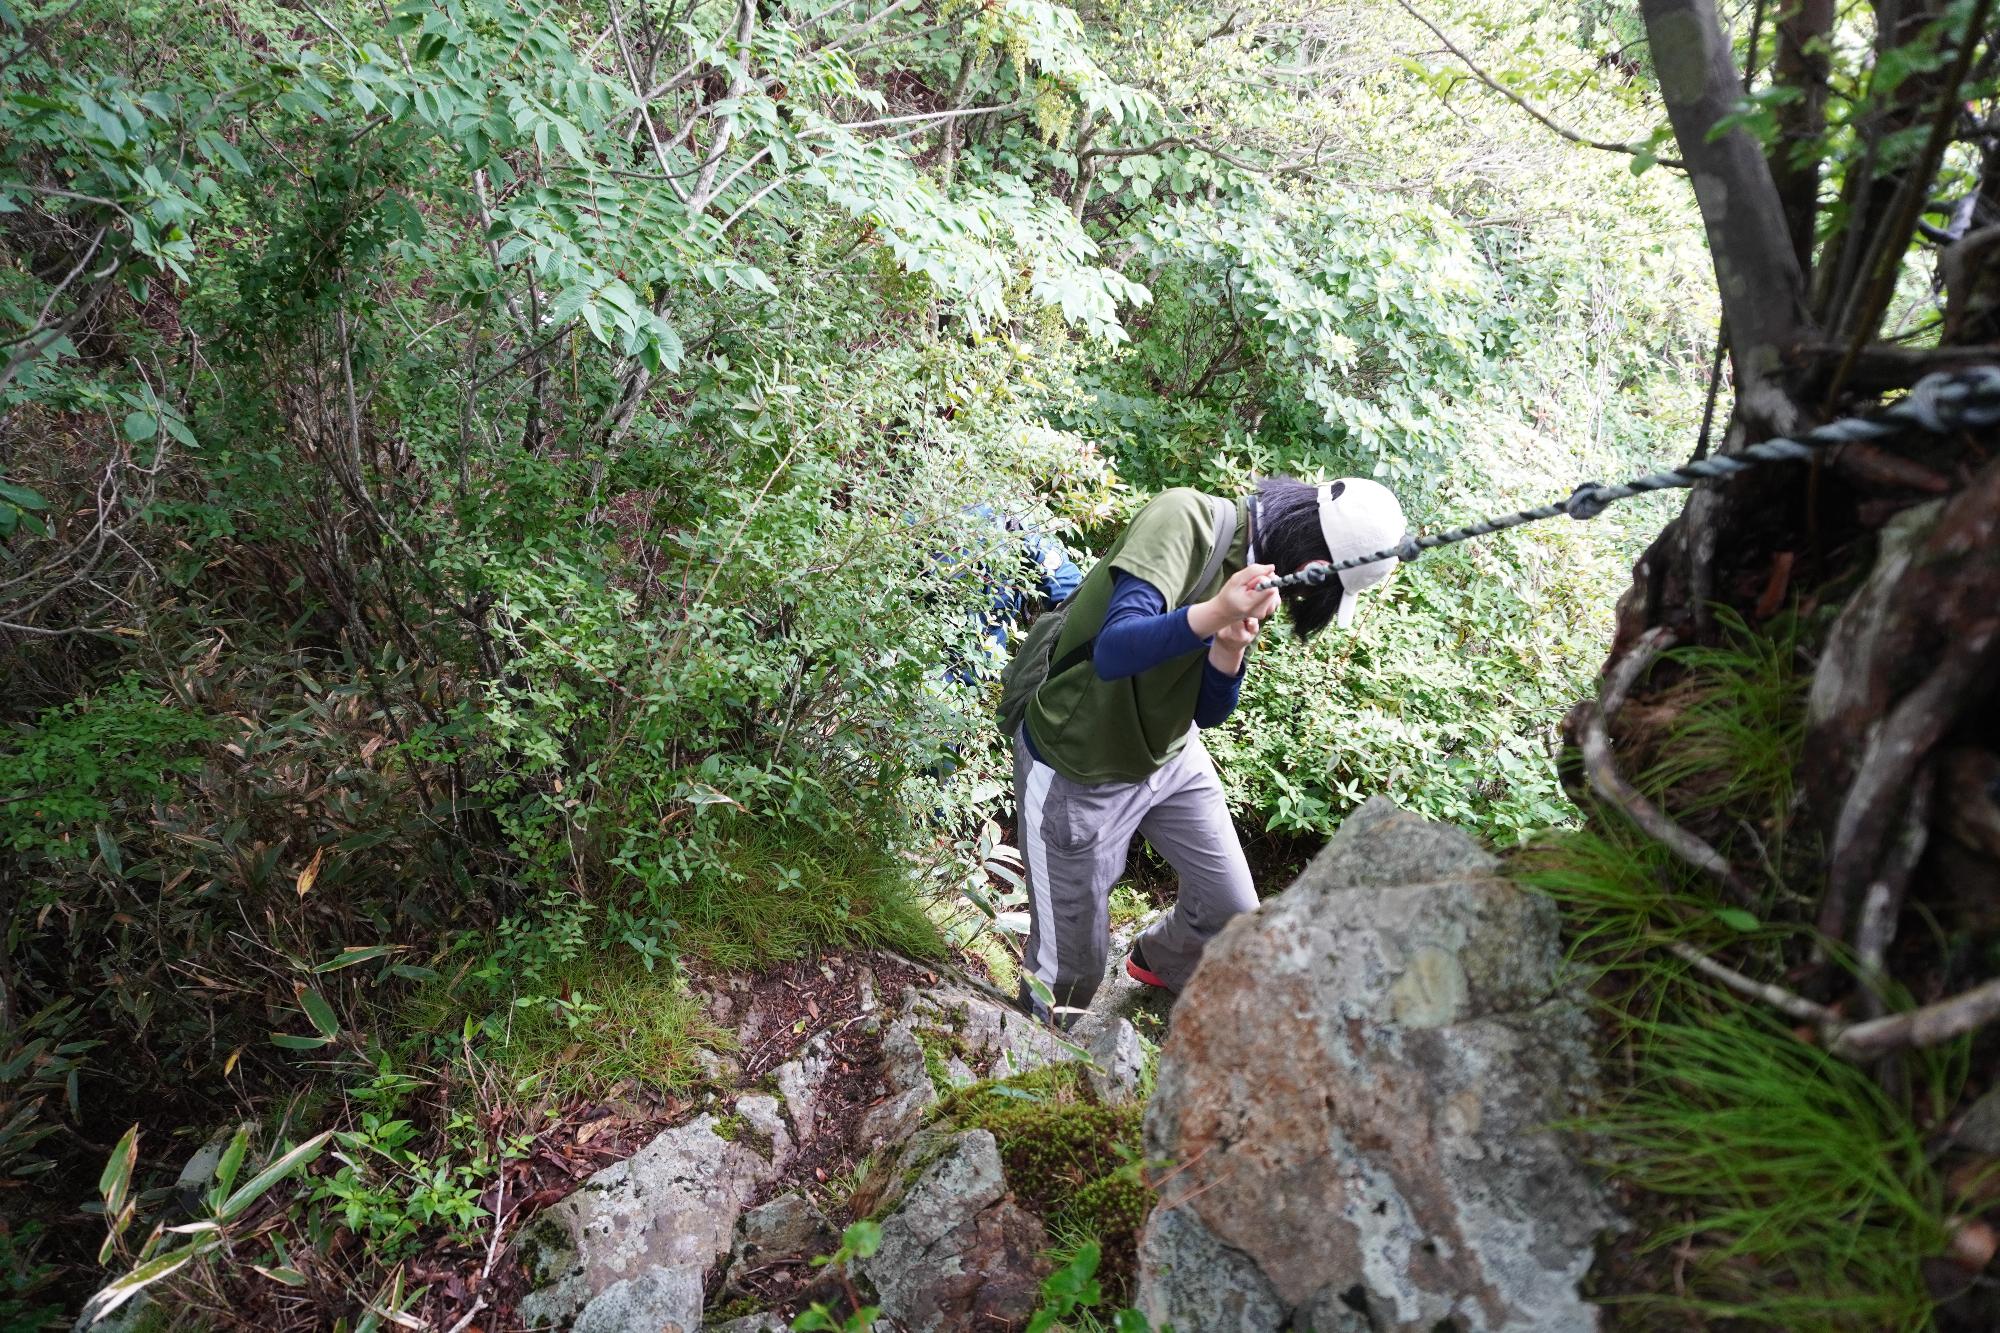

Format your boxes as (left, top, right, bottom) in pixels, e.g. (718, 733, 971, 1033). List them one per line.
(1013, 726, 1257, 1013)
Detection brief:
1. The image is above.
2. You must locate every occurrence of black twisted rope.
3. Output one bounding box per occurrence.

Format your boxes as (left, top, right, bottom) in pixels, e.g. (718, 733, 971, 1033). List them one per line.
(1257, 366, 2000, 592)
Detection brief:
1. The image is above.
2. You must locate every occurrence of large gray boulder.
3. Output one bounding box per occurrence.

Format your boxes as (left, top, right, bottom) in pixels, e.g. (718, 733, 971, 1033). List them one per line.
(1138, 797, 1616, 1332)
(857, 1129, 1050, 1332)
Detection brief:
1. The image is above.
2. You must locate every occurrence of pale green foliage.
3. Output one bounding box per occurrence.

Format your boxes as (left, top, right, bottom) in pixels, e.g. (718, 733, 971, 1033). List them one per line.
(1136, 185, 1492, 481)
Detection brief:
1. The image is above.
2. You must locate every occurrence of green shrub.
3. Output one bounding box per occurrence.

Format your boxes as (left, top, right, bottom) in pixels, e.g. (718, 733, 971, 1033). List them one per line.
(0, 675, 218, 860)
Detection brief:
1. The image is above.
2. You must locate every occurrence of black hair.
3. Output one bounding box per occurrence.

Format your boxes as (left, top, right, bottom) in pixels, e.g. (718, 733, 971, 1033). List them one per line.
(1254, 475, 1343, 641)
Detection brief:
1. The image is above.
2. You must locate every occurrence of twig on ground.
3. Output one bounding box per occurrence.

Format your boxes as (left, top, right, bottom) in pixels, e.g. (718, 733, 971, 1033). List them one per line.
(1667, 941, 1840, 1028)
(443, 1297, 488, 1333)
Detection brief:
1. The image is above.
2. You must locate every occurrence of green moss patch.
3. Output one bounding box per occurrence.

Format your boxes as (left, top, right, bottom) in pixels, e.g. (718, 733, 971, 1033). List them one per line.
(936, 1064, 1152, 1305)
(914, 1024, 973, 1096)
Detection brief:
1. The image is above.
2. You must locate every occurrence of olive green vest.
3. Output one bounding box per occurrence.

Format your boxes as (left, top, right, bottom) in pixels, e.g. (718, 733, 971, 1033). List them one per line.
(1025, 488, 1248, 784)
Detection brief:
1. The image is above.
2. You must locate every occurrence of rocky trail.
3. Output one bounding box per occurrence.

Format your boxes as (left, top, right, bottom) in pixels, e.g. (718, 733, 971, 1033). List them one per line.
(426, 801, 1615, 1332)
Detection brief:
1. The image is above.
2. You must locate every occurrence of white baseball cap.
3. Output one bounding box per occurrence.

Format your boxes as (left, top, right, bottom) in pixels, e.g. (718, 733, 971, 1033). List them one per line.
(1316, 478, 1406, 628)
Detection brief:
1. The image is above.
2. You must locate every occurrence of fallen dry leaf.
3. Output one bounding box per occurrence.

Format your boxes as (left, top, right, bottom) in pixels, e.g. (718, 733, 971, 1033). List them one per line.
(574, 1116, 625, 1147)
(296, 847, 325, 898)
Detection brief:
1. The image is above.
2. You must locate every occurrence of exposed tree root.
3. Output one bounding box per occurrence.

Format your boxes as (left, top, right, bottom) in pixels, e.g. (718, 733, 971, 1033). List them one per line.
(1667, 941, 1840, 1030)
(1807, 457, 2000, 941)
(1830, 978, 2000, 1061)
(1580, 626, 1750, 898)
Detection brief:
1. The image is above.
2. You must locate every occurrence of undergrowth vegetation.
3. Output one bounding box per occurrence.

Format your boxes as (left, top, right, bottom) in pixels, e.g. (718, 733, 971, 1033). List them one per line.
(0, 0, 1732, 1325)
(1517, 607, 1987, 1329)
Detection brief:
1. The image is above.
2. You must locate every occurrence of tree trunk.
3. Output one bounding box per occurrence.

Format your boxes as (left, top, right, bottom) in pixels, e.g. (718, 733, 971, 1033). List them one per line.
(1592, 0, 2000, 1038)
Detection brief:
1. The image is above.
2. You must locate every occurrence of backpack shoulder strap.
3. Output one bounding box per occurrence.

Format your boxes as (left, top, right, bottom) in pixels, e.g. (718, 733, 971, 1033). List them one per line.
(1179, 494, 1237, 609)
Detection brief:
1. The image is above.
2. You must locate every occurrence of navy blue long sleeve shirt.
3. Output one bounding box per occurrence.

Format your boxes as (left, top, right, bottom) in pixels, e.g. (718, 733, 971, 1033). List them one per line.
(1020, 570, 1246, 766)
(1093, 570, 1245, 727)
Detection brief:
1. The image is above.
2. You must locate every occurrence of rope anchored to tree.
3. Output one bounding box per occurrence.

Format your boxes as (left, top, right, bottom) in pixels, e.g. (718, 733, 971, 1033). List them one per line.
(1257, 365, 2000, 593)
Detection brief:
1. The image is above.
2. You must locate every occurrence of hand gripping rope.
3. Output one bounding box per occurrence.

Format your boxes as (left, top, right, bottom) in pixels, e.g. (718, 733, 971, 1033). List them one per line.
(1256, 365, 2000, 593)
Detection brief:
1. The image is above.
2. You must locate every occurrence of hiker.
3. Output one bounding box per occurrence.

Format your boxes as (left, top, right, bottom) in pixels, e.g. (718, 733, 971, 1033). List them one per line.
(1005, 476, 1407, 1023)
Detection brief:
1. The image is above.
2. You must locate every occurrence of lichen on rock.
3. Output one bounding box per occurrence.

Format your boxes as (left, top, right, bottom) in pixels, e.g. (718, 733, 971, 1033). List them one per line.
(1138, 796, 1618, 1332)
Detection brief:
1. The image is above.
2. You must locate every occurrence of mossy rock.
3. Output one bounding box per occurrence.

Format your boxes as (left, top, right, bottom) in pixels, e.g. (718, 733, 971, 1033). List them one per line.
(913, 1023, 974, 1096)
(933, 1063, 1152, 1305)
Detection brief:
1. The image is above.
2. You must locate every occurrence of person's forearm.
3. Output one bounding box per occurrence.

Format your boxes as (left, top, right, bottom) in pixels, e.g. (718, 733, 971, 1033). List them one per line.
(1187, 595, 1231, 640)
(1096, 571, 1204, 680)
(1194, 655, 1246, 727)
(1207, 639, 1246, 676)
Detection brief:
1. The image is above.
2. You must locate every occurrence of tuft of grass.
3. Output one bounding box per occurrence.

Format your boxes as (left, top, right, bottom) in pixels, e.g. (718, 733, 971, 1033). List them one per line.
(1515, 822, 1696, 975)
(1643, 606, 1809, 866)
(398, 820, 940, 1113)
(676, 824, 943, 969)
(1030, 1232, 1130, 1332)
(1512, 819, 1800, 1023)
(406, 958, 730, 1102)
(1512, 606, 1816, 1008)
(1586, 1009, 1957, 1331)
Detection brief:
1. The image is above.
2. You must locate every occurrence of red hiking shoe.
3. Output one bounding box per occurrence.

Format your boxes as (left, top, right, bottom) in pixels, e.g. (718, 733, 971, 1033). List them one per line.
(1125, 940, 1169, 990)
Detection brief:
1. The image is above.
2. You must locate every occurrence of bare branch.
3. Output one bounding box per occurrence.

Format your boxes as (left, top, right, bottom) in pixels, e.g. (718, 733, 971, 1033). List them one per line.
(689, 0, 760, 212)
(1397, 1, 1685, 169)
(608, 0, 692, 205)
(716, 171, 793, 233)
(812, 0, 922, 54)
(817, 102, 1024, 135)
(836, 18, 954, 60)
(1079, 131, 1323, 178)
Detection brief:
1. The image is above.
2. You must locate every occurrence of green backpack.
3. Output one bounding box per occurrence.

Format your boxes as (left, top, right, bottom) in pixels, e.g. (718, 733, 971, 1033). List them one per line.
(995, 495, 1236, 741)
